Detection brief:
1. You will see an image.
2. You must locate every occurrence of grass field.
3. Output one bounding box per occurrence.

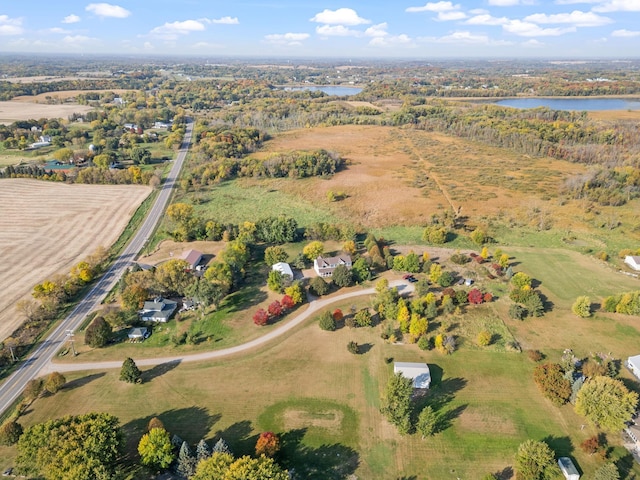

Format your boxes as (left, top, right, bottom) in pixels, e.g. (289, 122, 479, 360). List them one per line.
(0, 101, 93, 125)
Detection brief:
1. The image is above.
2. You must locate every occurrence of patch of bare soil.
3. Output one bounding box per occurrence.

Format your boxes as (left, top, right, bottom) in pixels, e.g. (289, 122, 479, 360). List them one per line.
(283, 408, 344, 434)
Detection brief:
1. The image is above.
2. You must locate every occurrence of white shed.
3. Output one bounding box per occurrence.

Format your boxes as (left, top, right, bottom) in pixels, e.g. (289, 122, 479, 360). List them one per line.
(628, 355, 640, 380)
(393, 362, 431, 389)
(272, 262, 293, 279)
(624, 255, 640, 271)
(558, 457, 580, 480)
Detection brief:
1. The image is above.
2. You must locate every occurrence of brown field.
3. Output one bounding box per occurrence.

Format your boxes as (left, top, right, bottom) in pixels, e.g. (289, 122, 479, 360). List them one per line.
(0, 179, 150, 341)
(137, 239, 226, 267)
(257, 125, 583, 228)
(0, 101, 94, 125)
(12, 89, 133, 103)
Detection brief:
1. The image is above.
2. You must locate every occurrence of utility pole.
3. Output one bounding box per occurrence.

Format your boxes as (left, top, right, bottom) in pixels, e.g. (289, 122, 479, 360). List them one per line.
(66, 329, 77, 356)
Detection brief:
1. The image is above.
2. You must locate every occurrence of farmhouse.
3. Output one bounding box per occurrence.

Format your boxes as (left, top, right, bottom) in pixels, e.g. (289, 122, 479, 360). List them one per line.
(181, 249, 203, 270)
(128, 327, 149, 341)
(393, 362, 431, 389)
(140, 297, 177, 322)
(558, 457, 580, 480)
(624, 255, 640, 271)
(272, 262, 293, 279)
(627, 355, 640, 380)
(314, 254, 352, 278)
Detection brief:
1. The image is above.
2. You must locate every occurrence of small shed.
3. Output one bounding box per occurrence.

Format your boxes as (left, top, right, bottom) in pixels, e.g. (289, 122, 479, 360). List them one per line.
(628, 355, 640, 380)
(394, 362, 431, 389)
(558, 457, 580, 480)
(182, 249, 203, 270)
(272, 262, 294, 279)
(624, 255, 640, 271)
(128, 327, 148, 340)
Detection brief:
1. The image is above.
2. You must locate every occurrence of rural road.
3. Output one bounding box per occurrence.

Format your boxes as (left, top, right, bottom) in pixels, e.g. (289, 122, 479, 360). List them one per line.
(43, 280, 415, 374)
(0, 120, 194, 416)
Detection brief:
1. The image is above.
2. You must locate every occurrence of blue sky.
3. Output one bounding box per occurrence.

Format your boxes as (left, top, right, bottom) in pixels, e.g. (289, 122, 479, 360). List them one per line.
(1, 1, 639, 58)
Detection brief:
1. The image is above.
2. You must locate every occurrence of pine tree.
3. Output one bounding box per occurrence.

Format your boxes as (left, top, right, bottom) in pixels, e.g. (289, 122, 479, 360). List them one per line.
(212, 437, 232, 456)
(177, 441, 197, 478)
(119, 357, 142, 383)
(196, 438, 211, 462)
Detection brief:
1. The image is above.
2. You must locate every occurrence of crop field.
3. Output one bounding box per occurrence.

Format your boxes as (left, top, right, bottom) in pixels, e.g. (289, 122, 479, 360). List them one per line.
(0, 179, 150, 341)
(0, 100, 94, 124)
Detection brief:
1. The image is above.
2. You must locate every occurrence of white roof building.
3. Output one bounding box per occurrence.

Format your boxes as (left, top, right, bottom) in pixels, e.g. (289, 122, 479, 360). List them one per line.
(624, 255, 640, 271)
(272, 262, 293, 279)
(627, 355, 640, 380)
(394, 362, 431, 389)
(558, 457, 580, 480)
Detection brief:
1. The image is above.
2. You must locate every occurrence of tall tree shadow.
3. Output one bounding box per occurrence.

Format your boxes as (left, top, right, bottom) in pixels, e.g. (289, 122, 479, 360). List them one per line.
(62, 372, 105, 391)
(214, 420, 256, 457)
(277, 428, 359, 480)
(121, 406, 221, 464)
(542, 435, 574, 457)
(142, 359, 181, 382)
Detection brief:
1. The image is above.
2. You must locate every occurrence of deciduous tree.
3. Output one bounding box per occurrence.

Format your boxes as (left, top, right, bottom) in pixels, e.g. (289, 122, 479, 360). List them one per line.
(593, 463, 620, 480)
(264, 246, 288, 266)
(309, 276, 329, 296)
(533, 363, 571, 406)
(302, 241, 324, 261)
(514, 439, 561, 480)
(138, 427, 174, 470)
(381, 373, 413, 434)
(253, 309, 268, 326)
(255, 431, 280, 457)
(0, 420, 23, 446)
(575, 376, 638, 432)
(572, 296, 592, 318)
(85, 316, 112, 348)
(331, 264, 353, 288)
(44, 371, 66, 394)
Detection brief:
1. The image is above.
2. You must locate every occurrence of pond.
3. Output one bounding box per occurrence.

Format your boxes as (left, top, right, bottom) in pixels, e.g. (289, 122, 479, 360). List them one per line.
(493, 97, 640, 111)
(282, 85, 363, 96)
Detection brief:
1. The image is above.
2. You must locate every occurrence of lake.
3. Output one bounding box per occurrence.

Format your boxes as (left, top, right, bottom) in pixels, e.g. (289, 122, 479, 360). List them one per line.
(283, 86, 363, 96)
(494, 97, 640, 111)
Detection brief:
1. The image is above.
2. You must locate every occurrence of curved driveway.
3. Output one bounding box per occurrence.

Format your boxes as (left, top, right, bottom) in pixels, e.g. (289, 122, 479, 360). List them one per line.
(0, 120, 194, 416)
(45, 280, 414, 374)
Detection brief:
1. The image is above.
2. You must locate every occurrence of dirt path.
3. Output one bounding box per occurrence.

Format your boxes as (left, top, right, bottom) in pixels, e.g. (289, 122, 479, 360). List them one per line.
(43, 280, 414, 374)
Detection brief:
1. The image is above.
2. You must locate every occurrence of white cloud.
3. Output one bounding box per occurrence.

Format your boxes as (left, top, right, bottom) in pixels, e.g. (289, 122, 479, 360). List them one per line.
(62, 34, 98, 44)
(437, 11, 468, 20)
(48, 27, 72, 34)
(143, 41, 154, 50)
(488, 0, 523, 5)
(369, 34, 412, 47)
(0, 15, 23, 35)
(435, 30, 511, 44)
(150, 20, 206, 39)
(315, 25, 361, 36)
(469, 8, 489, 14)
(503, 19, 577, 36)
(555, 0, 600, 3)
(264, 32, 310, 46)
(522, 39, 545, 47)
(364, 23, 389, 37)
(62, 14, 81, 24)
(209, 16, 239, 25)
(85, 3, 131, 19)
(524, 10, 613, 26)
(465, 14, 509, 25)
(310, 8, 370, 25)
(191, 41, 224, 49)
(593, 0, 640, 11)
(406, 1, 461, 12)
(612, 28, 640, 36)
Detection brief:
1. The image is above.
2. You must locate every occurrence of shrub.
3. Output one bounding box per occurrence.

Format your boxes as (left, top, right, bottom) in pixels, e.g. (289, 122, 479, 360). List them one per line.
(596, 251, 609, 261)
(437, 271, 454, 287)
(468, 288, 484, 305)
(347, 341, 359, 354)
(255, 432, 280, 457)
(332, 309, 343, 321)
(344, 316, 357, 328)
(527, 350, 544, 362)
(572, 296, 592, 318)
(509, 303, 527, 320)
(418, 336, 432, 351)
(355, 309, 372, 327)
(318, 311, 336, 331)
(455, 289, 468, 305)
(477, 330, 492, 346)
(483, 292, 493, 303)
(450, 252, 470, 265)
(253, 308, 268, 326)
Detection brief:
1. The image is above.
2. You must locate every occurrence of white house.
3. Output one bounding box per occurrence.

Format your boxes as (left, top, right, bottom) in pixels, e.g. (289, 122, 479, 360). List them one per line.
(627, 355, 640, 380)
(140, 297, 177, 322)
(558, 457, 580, 480)
(272, 262, 293, 280)
(314, 254, 352, 278)
(393, 362, 431, 389)
(624, 255, 640, 271)
(128, 327, 149, 341)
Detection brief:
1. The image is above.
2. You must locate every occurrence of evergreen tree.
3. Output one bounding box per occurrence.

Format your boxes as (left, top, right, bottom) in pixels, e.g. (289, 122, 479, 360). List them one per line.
(120, 357, 142, 384)
(212, 437, 232, 456)
(177, 441, 197, 478)
(196, 438, 211, 462)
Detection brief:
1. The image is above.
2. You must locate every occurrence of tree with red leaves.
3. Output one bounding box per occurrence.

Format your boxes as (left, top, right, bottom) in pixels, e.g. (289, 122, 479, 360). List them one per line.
(333, 309, 344, 321)
(281, 295, 295, 311)
(483, 292, 493, 303)
(268, 300, 282, 318)
(255, 432, 280, 457)
(253, 308, 268, 326)
(468, 288, 484, 305)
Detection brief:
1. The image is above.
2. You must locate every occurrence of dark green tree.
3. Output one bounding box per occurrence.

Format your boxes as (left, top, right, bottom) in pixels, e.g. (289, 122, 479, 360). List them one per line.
(309, 276, 329, 296)
(331, 264, 353, 288)
(514, 439, 561, 480)
(120, 357, 142, 384)
(0, 420, 23, 446)
(380, 372, 413, 434)
(267, 270, 284, 293)
(416, 405, 438, 438)
(85, 316, 112, 348)
(351, 257, 371, 283)
(264, 246, 288, 266)
(318, 311, 336, 331)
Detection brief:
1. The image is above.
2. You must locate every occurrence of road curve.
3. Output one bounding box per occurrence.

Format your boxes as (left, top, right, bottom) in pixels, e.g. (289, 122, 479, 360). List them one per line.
(0, 120, 194, 416)
(44, 280, 415, 374)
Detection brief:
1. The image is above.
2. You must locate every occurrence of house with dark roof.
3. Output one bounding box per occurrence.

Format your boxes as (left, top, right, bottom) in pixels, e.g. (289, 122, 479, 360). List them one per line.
(313, 254, 352, 278)
(128, 327, 149, 341)
(181, 249, 203, 270)
(140, 297, 177, 322)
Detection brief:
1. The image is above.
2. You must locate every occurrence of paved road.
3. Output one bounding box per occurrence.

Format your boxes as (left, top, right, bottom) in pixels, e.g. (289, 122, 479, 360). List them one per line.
(0, 120, 194, 416)
(44, 280, 415, 374)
